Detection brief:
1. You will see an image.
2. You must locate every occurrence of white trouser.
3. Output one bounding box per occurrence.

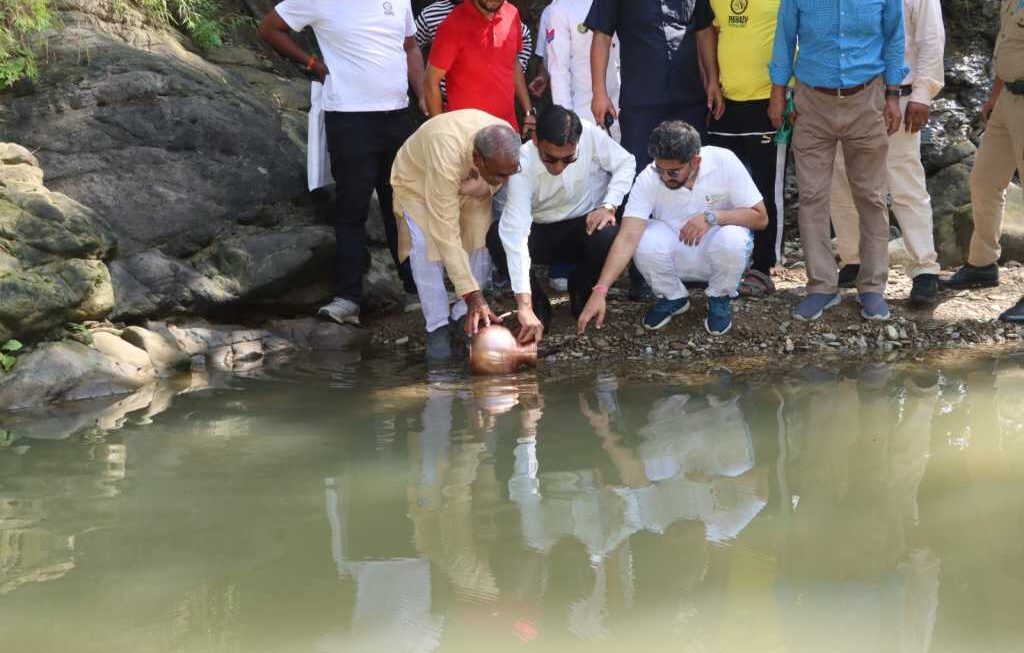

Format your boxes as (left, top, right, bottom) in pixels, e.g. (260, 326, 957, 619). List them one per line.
(830, 96, 939, 277)
(633, 221, 752, 300)
(405, 213, 491, 333)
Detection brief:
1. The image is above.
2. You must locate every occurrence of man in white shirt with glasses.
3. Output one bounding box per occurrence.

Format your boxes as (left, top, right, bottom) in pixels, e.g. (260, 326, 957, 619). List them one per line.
(489, 105, 635, 344)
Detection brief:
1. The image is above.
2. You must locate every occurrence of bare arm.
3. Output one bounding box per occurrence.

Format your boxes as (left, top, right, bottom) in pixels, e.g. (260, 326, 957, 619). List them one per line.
(515, 65, 535, 135)
(258, 10, 327, 80)
(577, 217, 648, 333)
(590, 31, 616, 124)
(696, 27, 724, 120)
(424, 64, 446, 117)
(405, 36, 426, 108)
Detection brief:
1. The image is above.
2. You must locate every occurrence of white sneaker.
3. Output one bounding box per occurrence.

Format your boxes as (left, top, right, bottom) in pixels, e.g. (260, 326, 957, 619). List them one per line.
(317, 297, 360, 325)
(549, 277, 569, 293)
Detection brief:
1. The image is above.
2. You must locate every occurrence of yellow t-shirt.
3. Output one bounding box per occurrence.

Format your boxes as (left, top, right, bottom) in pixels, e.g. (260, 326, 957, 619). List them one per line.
(710, 0, 780, 101)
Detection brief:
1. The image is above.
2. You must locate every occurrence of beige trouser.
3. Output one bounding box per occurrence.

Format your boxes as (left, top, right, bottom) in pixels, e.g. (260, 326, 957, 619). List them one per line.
(831, 95, 940, 278)
(793, 78, 891, 294)
(968, 90, 1024, 267)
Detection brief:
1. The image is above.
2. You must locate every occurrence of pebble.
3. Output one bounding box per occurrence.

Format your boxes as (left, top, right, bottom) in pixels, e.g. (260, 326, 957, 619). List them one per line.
(670, 341, 687, 350)
(821, 333, 837, 342)
(885, 325, 899, 340)
(394, 336, 409, 346)
(784, 337, 794, 353)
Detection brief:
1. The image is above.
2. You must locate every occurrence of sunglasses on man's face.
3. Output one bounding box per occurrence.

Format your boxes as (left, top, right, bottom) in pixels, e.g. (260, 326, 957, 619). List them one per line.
(654, 162, 690, 179)
(539, 149, 579, 166)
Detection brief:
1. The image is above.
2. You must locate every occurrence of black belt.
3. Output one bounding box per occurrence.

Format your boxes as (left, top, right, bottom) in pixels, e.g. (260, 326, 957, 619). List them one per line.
(812, 82, 869, 97)
(1006, 80, 1024, 95)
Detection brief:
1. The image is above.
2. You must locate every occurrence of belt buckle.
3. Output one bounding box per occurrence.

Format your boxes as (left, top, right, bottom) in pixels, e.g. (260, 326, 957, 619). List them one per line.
(836, 87, 845, 99)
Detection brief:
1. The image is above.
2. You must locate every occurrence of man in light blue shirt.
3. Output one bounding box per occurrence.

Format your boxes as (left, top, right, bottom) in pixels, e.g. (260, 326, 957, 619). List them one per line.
(768, 0, 909, 323)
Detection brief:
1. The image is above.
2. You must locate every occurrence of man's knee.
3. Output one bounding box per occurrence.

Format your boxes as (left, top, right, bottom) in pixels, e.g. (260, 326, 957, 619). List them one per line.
(586, 223, 619, 254)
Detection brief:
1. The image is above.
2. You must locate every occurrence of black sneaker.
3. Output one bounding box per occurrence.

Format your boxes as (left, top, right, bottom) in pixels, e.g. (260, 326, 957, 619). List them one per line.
(909, 273, 939, 307)
(940, 263, 999, 290)
(837, 264, 860, 289)
(998, 297, 1024, 323)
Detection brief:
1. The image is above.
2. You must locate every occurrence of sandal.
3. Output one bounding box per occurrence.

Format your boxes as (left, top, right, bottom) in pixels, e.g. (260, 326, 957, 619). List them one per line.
(738, 269, 775, 298)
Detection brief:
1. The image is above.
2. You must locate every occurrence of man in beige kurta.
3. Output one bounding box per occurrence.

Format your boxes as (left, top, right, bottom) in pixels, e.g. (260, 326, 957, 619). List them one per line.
(391, 109, 521, 359)
(942, 0, 1024, 315)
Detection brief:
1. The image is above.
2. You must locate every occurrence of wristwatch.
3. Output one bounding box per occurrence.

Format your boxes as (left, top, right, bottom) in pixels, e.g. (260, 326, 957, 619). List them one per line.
(600, 202, 618, 213)
(703, 209, 718, 226)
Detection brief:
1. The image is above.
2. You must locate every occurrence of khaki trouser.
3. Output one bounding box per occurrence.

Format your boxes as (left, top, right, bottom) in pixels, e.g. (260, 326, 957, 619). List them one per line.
(831, 95, 940, 278)
(968, 90, 1024, 267)
(792, 78, 891, 294)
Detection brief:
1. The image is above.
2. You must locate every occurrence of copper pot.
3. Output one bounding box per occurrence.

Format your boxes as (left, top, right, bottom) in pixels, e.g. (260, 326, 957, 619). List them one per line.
(469, 325, 538, 375)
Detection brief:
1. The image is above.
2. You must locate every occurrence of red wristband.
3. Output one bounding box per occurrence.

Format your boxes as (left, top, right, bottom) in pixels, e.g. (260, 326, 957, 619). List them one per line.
(592, 284, 609, 296)
(306, 55, 318, 72)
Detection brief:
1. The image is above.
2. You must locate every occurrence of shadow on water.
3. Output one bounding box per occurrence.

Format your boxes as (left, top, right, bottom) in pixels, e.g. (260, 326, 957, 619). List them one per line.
(2, 351, 1024, 652)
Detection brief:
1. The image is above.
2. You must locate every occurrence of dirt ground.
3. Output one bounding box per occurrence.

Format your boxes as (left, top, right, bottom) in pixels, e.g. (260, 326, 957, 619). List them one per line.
(364, 261, 1024, 376)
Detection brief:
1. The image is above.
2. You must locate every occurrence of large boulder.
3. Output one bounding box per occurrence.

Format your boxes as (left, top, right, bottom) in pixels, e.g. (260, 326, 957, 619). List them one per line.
(0, 341, 155, 411)
(0, 143, 116, 341)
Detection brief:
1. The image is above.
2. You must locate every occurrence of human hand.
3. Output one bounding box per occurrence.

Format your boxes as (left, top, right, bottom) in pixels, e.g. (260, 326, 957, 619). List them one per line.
(312, 60, 329, 83)
(679, 212, 712, 246)
(528, 75, 548, 97)
(522, 113, 537, 140)
(463, 291, 502, 336)
(885, 96, 902, 135)
(592, 92, 618, 130)
(706, 83, 725, 121)
(585, 207, 616, 235)
(515, 305, 544, 344)
(981, 97, 997, 123)
(904, 101, 930, 133)
(577, 291, 608, 334)
(767, 90, 787, 129)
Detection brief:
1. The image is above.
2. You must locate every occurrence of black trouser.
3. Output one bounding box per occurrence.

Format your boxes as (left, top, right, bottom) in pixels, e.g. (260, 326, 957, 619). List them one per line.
(620, 102, 708, 174)
(325, 109, 415, 303)
(707, 98, 787, 275)
(486, 215, 618, 326)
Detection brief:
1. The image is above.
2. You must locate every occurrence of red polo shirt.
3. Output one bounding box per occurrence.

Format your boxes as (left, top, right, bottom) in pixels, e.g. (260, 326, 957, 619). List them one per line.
(428, 1, 522, 129)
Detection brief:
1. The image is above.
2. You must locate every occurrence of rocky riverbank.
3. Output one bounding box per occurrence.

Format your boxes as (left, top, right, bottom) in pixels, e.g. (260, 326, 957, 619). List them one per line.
(368, 262, 1024, 374)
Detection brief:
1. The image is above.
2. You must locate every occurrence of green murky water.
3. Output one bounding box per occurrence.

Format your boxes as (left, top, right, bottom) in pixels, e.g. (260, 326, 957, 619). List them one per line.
(2, 355, 1024, 652)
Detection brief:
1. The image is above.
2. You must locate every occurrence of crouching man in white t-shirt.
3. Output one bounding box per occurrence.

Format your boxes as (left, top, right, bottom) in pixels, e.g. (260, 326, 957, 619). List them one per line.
(577, 121, 768, 336)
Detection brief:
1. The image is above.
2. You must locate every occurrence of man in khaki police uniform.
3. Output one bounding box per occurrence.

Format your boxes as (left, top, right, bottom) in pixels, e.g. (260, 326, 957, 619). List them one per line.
(942, 0, 1024, 322)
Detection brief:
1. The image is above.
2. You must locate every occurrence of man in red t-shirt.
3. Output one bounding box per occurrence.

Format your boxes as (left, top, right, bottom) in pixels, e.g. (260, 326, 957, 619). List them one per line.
(424, 0, 535, 135)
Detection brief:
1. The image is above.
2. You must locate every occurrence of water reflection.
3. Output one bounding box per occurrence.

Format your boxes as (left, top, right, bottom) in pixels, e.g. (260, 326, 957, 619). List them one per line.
(2, 358, 1024, 651)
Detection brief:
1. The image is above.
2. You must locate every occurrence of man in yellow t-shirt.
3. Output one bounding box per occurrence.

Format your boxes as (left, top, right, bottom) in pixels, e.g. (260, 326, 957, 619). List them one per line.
(707, 0, 786, 292)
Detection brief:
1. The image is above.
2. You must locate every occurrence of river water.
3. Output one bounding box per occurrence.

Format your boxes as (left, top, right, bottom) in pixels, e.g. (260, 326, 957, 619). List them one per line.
(2, 354, 1023, 653)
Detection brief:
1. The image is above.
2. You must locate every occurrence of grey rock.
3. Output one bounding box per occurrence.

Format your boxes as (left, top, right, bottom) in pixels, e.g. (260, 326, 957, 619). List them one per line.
(90, 331, 157, 375)
(0, 341, 154, 411)
(121, 326, 192, 373)
(266, 317, 370, 351)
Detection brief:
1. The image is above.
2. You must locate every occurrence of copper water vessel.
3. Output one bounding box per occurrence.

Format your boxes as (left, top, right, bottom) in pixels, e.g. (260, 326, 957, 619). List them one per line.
(469, 325, 538, 375)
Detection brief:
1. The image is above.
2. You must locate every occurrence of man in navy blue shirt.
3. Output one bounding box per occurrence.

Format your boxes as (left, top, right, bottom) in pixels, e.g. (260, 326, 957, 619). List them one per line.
(769, 0, 907, 323)
(585, 0, 724, 174)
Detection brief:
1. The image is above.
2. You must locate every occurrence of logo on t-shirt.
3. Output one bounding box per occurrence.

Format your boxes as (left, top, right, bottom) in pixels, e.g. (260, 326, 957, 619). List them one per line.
(383, 1, 394, 16)
(729, 0, 749, 26)
(705, 192, 726, 206)
(577, 23, 589, 34)
(546, 28, 556, 43)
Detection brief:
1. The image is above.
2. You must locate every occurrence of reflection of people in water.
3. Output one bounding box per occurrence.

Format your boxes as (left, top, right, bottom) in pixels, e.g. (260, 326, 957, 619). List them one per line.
(777, 365, 940, 653)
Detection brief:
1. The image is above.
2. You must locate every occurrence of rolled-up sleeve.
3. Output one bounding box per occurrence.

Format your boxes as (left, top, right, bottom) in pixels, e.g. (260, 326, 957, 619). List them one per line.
(909, 0, 945, 105)
(499, 157, 535, 296)
(424, 138, 480, 296)
(769, 0, 799, 86)
(593, 128, 636, 207)
(882, 0, 910, 85)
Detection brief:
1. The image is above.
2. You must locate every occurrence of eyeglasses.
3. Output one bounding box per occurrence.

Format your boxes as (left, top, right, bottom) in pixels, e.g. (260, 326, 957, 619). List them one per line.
(654, 162, 690, 179)
(539, 150, 579, 166)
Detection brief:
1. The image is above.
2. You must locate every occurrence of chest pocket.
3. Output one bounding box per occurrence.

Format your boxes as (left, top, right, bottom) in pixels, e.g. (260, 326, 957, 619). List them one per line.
(850, 0, 885, 39)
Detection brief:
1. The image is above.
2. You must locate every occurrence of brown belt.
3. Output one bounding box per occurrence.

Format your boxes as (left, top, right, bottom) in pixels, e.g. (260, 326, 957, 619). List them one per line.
(811, 82, 869, 98)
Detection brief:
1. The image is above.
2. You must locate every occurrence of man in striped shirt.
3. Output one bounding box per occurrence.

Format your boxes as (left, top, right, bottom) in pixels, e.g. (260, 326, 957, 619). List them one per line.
(415, 0, 533, 72)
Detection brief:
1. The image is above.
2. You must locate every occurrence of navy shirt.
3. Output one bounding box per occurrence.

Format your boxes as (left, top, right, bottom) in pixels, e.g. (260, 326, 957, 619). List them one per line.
(585, 0, 714, 109)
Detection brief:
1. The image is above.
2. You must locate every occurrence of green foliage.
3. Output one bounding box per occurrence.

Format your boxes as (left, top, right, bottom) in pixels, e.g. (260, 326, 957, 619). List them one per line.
(0, 339, 23, 372)
(1, 0, 235, 89)
(0, 0, 54, 88)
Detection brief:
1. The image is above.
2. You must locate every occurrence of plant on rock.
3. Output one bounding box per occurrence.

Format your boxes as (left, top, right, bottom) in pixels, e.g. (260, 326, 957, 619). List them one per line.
(0, 0, 53, 88)
(0, 339, 23, 372)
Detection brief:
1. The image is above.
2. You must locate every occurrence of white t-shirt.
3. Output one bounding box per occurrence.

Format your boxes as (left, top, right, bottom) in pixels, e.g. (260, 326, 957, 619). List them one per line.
(624, 146, 764, 231)
(275, 0, 414, 112)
